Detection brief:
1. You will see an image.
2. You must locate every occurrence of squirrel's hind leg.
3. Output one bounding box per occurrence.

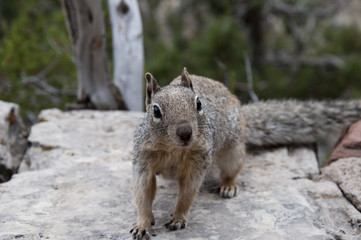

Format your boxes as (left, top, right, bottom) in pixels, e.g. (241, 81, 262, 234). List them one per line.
(215, 142, 246, 198)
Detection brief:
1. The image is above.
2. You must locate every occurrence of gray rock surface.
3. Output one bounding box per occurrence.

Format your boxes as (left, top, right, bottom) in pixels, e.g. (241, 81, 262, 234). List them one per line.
(0, 109, 360, 239)
(0, 100, 28, 182)
(322, 157, 361, 212)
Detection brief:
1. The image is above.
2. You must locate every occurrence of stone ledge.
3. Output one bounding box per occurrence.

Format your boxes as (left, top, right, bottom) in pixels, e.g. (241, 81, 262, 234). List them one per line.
(0, 109, 360, 239)
(322, 157, 361, 212)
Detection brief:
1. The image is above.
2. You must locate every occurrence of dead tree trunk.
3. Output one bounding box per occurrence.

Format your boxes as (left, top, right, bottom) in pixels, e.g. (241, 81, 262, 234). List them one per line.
(61, 0, 126, 110)
(108, 0, 144, 111)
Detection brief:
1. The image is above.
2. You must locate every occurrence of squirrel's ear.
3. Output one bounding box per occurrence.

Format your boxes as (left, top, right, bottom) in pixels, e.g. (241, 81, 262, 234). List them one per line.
(145, 72, 160, 106)
(181, 67, 193, 90)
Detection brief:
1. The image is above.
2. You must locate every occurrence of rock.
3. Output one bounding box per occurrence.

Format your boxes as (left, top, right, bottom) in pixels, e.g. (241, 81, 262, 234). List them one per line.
(0, 109, 360, 239)
(322, 157, 361, 212)
(0, 100, 28, 183)
(19, 109, 139, 172)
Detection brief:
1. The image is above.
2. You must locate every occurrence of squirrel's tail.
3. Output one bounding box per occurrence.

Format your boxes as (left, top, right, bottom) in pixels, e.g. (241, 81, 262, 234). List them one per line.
(243, 100, 361, 147)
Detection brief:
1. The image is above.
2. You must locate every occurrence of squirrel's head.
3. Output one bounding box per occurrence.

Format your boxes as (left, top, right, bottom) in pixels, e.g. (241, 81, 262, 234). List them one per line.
(145, 68, 206, 148)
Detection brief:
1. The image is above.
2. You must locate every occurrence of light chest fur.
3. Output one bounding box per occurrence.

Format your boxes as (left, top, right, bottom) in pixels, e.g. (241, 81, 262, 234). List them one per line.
(148, 146, 208, 180)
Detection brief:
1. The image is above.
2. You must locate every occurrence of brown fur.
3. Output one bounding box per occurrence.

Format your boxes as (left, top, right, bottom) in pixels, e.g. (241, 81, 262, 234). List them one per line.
(131, 68, 245, 239)
(130, 68, 361, 239)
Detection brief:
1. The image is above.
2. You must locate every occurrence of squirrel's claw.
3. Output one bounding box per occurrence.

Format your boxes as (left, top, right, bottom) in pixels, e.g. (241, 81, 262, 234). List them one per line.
(164, 218, 187, 231)
(219, 184, 239, 198)
(130, 226, 151, 240)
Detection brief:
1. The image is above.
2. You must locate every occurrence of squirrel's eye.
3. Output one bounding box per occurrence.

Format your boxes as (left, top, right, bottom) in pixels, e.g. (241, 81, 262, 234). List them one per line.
(153, 105, 162, 118)
(196, 98, 202, 111)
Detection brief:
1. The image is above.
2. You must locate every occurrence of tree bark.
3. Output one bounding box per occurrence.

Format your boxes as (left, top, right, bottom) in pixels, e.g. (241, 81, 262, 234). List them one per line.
(108, 0, 144, 111)
(61, 0, 126, 110)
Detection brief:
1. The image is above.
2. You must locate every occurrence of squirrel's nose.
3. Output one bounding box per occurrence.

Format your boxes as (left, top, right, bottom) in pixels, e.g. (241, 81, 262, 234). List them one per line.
(176, 122, 192, 142)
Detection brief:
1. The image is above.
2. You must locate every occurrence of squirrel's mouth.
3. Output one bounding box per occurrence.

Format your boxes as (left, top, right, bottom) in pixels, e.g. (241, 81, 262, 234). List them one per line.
(179, 141, 191, 147)
(175, 138, 194, 148)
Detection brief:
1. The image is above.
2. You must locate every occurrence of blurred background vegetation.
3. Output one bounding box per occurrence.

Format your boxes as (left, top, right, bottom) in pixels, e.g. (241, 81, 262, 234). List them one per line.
(1, 0, 361, 125)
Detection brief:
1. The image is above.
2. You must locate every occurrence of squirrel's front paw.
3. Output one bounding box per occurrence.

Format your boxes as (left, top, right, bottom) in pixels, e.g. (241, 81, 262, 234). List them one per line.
(219, 183, 239, 198)
(130, 225, 152, 240)
(164, 217, 187, 231)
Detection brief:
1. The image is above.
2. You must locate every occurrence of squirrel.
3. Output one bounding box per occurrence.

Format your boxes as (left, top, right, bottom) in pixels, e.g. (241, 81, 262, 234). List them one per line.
(130, 67, 361, 239)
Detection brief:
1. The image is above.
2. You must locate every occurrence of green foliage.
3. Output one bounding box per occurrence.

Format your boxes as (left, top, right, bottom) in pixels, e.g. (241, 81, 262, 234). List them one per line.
(1, 0, 361, 125)
(144, 14, 248, 89)
(322, 24, 361, 55)
(189, 17, 247, 79)
(199, 0, 238, 15)
(0, 0, 76, 124)
(256, 22, 361, 101)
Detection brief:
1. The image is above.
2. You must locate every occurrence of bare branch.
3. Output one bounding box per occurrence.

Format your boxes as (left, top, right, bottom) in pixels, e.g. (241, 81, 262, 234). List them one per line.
(264, 55, 344, 69)
(35, 56, 59, 80)
(21, 74, 76, 98)
(214, 58, 230, 87)
(21, 75, 60, 96)
(244, 53, 259, 102)
(20, 58, 76, 98)
(270, 0, 351, 19)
